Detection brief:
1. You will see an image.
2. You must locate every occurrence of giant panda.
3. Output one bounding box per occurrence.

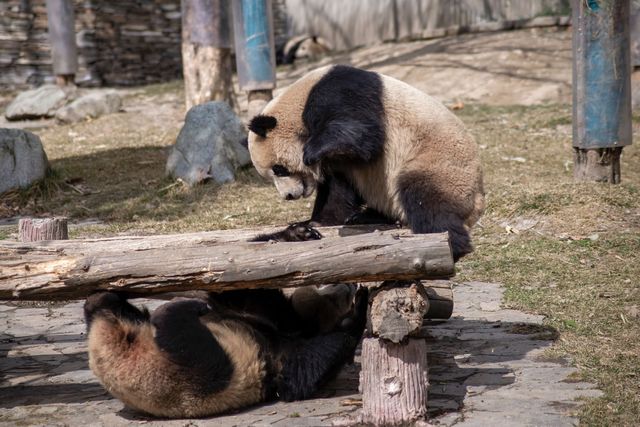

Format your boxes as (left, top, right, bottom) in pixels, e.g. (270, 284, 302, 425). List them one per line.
(84, 284, 366, 419)
(247, 65, 485, 260)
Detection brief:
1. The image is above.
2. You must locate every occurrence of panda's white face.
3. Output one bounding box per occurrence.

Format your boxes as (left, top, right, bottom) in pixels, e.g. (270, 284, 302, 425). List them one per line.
(247, 114, 320, 201)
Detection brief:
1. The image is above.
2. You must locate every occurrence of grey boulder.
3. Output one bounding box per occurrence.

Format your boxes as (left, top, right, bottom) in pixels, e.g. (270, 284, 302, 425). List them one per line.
(166, 101, 250, 185)
(5, 84, 75, 121)
(55, 91, 122, 123)
(0, 129, 49, 194)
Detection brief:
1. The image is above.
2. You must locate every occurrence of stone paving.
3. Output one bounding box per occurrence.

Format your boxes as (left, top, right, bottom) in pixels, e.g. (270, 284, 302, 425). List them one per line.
(0, 282, 601, 426)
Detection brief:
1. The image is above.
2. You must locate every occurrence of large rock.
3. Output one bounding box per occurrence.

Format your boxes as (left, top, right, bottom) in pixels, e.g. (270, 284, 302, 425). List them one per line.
(166, 101, 250, 185)
(5, 84, 75, 121)
(55, 91, 122, 123)
(0, 129, 49, 194)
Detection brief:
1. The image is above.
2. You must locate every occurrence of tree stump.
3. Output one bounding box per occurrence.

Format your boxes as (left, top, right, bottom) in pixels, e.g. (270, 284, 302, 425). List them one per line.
(18, 217, 68, 242)
(361, 282, 430, 425)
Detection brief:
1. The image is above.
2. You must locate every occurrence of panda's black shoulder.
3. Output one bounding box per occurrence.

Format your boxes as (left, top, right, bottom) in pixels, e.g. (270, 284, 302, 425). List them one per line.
(302, 65, 385, 128)
(301, 66, 386, 165)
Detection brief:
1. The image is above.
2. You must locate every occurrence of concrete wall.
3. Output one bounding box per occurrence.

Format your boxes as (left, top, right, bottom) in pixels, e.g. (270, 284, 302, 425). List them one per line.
(283, 0, 572, 50)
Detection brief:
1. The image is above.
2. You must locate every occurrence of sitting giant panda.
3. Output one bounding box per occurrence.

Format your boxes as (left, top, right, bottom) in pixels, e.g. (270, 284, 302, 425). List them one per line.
(247, 65, 485, 260)
(85, 284, 366, 418)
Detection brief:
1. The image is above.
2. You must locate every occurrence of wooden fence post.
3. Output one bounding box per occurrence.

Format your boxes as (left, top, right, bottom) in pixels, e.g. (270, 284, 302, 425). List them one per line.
(181, 0, 234, 111)
(45, 0, 77, 86)
(572, 0, 632, 183)
(232, 0, 276, 117)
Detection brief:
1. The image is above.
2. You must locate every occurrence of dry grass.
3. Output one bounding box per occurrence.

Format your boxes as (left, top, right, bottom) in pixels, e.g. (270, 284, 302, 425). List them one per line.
(1, 84, 639, 425)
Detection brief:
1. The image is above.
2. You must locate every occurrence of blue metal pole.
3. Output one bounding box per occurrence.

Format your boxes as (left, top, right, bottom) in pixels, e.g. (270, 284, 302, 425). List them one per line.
(232, 0, 276, 92)
(572, 0, 632, 183)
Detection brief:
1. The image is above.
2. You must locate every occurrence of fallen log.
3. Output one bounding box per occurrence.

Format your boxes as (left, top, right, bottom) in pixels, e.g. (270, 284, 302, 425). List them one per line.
(0, 228, 453, 301)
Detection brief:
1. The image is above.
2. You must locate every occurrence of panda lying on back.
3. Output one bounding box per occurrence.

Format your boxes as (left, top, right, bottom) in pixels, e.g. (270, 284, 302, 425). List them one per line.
(85, 284, 366, 418)
(248, 65, 485, 260)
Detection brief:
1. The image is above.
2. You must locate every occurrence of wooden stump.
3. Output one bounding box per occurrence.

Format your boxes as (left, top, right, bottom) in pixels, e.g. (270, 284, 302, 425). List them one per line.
(361, 282, 430, 425)
(573, 147, 622, 184)
(361, 338, 429, 426)
(18, 217, 68, 242)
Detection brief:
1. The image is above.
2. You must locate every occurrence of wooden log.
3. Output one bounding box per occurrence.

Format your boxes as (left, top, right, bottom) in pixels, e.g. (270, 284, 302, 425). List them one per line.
(181, 0, 234, 110)
(18, 217, 68, 242)
(360, 282, 430, 425)
(423, 280, 453, 320)
(0, 231, 453, 301)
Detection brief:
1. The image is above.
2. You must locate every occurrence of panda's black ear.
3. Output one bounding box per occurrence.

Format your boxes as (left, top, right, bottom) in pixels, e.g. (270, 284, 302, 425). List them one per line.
(249, 115, 277, 138)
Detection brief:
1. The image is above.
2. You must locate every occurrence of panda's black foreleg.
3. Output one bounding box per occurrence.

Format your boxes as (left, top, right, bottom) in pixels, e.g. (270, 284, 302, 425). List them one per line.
(151, 299, 233, 395)
(310, 173, 364, 226)
(250, 221, 322, 242)
(397, 173, 473, 261)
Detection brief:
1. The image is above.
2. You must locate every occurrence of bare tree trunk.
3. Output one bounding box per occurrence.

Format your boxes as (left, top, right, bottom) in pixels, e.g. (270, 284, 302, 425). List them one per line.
(181, 0, 234, 110)
(182, 44, 234, 110)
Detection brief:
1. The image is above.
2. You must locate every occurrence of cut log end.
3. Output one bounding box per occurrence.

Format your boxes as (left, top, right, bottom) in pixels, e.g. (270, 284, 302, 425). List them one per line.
(18, 217, 69, 242)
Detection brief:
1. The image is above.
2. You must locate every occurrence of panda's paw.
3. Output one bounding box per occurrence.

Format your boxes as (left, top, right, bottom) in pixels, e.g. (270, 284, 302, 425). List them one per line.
(281, 222, 323, 242)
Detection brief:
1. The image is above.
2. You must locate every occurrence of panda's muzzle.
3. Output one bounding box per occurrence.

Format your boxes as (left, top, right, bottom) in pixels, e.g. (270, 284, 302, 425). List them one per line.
(274, 174, 316, 201)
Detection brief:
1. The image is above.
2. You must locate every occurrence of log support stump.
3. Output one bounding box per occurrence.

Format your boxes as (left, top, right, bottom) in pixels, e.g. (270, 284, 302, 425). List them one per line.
(361, 281, 431, 426)
(18, 217, 68, 242)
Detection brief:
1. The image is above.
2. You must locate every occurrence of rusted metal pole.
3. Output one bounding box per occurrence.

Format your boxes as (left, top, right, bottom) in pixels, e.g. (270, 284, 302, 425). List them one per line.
(232, 0, 276, 117)
(45, 0, 77, 86)
(572, 0, 632, 183)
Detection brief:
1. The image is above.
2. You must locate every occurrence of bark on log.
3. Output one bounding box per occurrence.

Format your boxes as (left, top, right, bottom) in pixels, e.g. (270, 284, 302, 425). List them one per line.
(0, 230, 453, 301)
(360, 337, 429, 426)
(18, 218, 68, 242)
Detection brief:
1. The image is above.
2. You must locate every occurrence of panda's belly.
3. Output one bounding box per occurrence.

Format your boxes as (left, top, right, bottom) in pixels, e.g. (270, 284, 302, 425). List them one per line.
(346, 159, 407, 223)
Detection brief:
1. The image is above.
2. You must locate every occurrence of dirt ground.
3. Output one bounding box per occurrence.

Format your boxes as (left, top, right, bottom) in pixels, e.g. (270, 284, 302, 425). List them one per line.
(1, 26, 640, 426)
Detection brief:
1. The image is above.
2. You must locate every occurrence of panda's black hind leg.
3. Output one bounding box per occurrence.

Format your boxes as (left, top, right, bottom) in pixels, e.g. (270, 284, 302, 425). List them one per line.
(84, 291, 149, 329)
(397, 172, 473, 261)
(278, 287, 368, 401)
(151, 299, 234, 395)
(278, 331, 360, 401)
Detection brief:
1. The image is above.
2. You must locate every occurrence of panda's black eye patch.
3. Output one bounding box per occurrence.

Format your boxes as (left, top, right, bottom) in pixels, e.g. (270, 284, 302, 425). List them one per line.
(249, 115, 277, 138)
(272, 164, 290, 177)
